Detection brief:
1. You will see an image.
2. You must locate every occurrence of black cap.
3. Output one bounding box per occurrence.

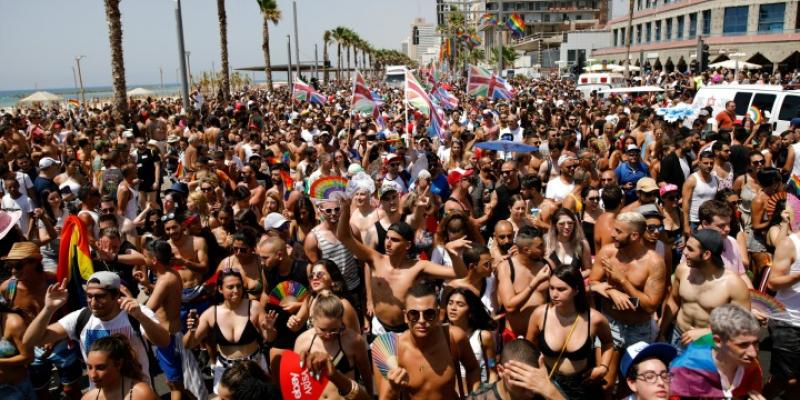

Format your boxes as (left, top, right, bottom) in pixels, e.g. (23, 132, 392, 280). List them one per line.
(388, 221, 414, 242)
(693, 229, 724, 267)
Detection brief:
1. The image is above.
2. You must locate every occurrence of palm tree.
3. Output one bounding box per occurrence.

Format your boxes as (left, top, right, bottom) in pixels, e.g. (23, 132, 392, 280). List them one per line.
(256, 0, 281, 90)
(331, 27, 348, 82)
(322, 30, 332, 84)
(217, 0, 230, 101)
(104, 0, 128, 121)
(343, 29, 356, 81)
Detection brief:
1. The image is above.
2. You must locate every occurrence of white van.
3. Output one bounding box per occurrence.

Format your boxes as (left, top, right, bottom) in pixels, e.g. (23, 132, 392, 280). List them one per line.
(384, 65, 408, 89)
(692, 84, 800, 133)
(577, 72, 625, 99)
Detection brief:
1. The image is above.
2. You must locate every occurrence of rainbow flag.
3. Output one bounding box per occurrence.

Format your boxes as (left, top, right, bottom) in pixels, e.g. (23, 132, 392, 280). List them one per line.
(292, 77, 327, 104)
(57, 215, 95, 310)
(68, 98, 80, 108)
(505, 13, 525, 38)
(478, 13, 498, 28)
(669, 343, 763, 398)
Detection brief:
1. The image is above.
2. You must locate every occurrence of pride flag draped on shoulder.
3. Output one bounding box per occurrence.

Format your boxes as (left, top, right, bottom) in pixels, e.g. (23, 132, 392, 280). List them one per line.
(467, 65, 515, 100)
(292, 77, 327, 104)
(56, 215, 95, 310)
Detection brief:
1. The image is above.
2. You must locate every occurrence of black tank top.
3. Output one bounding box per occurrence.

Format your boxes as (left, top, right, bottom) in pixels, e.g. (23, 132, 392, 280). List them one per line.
(375, 221, 387, 254)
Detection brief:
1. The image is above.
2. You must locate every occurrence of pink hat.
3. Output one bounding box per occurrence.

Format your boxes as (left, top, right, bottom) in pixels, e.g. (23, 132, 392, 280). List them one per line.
(659, 184, 679, 197)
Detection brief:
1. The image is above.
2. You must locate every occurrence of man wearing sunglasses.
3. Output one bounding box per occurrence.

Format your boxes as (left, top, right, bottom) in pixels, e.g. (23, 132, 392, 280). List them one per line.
(383, 282, 481, 399)
(337, 196, 471, 335)
(164, 213, 210, 330)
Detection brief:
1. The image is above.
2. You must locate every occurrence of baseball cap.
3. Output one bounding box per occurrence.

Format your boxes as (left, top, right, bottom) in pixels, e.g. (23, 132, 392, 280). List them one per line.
(635, 177, 659, 193)
(38, 157, 61, 169)
(619, 342, 678, 378)
(165, 182, 189, 196)
(447, 168, 474, 186)
(379, 180, 402, 198)
(790, 117, 800, 127)
(626, 144, 640, 152)
(385, 153, 400, 164)
(659, 184, 679, 197)
(417, 169, 432, 181)
(693, 229, 725, 267)
(263, 212, 289, 230)
(87, 271, 121, 291)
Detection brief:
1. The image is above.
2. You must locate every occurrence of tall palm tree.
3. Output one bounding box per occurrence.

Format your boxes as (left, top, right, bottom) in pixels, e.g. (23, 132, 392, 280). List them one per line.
(322, 30, 331, 84)
(256, 0, 281, 90)
(217, 0, 231, 101)
(343, 29, 356, 81)
(331, 27, 348, 82)
(104, 0, 128, 120)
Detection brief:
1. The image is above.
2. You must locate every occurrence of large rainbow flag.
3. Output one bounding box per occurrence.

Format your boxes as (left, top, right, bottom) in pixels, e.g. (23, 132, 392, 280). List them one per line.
(669, 342, 762, 398)
(57, 215, 95, 310)
(505, 13, 525, 38)
(478, 13, 498, 29)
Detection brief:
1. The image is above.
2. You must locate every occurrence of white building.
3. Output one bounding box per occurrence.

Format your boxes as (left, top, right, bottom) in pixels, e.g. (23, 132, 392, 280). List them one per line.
(409, 18, 439, 65)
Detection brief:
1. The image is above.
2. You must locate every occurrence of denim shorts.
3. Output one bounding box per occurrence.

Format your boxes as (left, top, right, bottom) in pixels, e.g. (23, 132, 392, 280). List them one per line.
(0, 376, 36, 400)
(29, 339, 82, 390)
(606, 315, 654, 350)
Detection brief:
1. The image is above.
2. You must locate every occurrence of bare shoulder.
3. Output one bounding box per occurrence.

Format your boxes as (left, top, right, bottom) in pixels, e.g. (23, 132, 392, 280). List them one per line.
(131, 382, 159, 400)
(448, 324, 468, 342)
(588, 308, 609, 328)
(193, 235, 207, 247)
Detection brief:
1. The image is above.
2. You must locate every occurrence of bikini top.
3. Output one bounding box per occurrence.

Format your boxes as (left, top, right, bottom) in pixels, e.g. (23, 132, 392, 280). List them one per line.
(212, 301, 261, 347)
(308, 332, 353, 374)
(537, 304, 593, 362)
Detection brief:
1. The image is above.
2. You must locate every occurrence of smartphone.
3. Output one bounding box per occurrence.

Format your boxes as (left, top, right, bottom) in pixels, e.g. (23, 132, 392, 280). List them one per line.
(629, 297, 640, 309)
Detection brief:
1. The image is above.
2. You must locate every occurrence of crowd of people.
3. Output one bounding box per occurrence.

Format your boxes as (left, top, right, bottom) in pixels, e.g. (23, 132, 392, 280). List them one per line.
(0, 66, 799, 400)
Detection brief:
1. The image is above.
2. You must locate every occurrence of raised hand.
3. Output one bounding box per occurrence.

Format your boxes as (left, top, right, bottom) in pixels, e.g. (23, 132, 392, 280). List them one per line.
(444, 237, 473, 253)
(44, 279, 69, 311)
(386, 367, 409, 390)
(118, 296, 144, 319)
(261, 310, 278, 331)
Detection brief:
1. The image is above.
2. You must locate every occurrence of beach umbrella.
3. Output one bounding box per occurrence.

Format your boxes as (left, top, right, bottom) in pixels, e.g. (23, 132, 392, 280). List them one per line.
(127, 87, 156, 97)
(708, 59, 761, 70)
(474, 140, 539, 153)
(18, 91, 62, 103)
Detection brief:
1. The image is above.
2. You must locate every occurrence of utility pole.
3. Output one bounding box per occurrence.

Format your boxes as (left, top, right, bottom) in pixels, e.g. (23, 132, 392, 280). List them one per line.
(75, 55, 86, 104)
(497, 0, 504, 73)
(287, 35, 293, 85)
(185, 51, 193, 88)
(314, 43, 319, 80)
(159, 67, 164, 89)
(174, 0, 190, 112)
(624, 0, 634, 81)
(293, 1, 301, 79)
(72, 66, 79, 93)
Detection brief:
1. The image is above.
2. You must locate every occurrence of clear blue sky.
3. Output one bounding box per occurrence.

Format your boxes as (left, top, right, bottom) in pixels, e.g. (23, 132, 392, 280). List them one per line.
(0, 0, 436, 91)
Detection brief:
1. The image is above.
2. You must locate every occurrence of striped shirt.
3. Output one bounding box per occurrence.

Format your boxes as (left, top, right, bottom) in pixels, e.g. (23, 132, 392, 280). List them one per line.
(312, 226, 360, 291)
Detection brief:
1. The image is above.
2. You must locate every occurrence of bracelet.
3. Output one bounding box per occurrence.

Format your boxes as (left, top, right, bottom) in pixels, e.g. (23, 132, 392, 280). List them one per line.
(342, 379, 360, 400)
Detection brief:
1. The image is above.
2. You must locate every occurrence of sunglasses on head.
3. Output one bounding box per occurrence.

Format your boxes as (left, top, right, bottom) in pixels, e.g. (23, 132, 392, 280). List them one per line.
(406, 308, 437, 323)
(161, 213, 177, 222)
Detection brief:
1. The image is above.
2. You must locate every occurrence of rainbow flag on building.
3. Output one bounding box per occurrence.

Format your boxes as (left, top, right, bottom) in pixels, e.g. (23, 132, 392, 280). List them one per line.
(505, 13, 526, 38)
(293, 77, 327, 104)
(57, 215, 95, 310)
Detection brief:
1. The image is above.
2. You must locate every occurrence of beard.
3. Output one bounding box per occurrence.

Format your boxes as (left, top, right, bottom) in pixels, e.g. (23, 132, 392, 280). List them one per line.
(498, 242, 513, 252)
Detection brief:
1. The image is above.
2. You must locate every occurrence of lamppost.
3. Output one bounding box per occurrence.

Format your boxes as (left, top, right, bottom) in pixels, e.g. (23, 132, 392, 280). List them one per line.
(185, 51, 193, 88)
(75, 55, 86, 104)
(174, 0, 190, 111)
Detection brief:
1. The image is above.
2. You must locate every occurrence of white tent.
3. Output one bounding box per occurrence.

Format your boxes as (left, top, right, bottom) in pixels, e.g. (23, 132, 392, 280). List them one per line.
(127, 87, 156, 97)
(708, 59, 761, 70)
(18, 91, 62, 103)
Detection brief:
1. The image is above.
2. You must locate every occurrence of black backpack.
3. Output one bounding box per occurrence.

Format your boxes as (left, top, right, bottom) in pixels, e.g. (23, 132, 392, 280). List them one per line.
(73, 307, 145, 349)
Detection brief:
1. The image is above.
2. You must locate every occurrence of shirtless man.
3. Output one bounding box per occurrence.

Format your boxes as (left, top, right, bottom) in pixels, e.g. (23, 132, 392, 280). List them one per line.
(594, 185, 624, 251)
(337, 195, 471, 334)
(0, 242, 82, 400)
(658, 229, 750, 351)
(361, 181, 404, 252)
(239, 165, 267, 212)
(164, 213, 210, 329)
(382, 282, 480, 400)
(490, 220, 515, 260)
(348, 182, 379, 245)
(497, 226, 550, 339)
(589, 212, 667, 388)
(137, 239, 186, 400)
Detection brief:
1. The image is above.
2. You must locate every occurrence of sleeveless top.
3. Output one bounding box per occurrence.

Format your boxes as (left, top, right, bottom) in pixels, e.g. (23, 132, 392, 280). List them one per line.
(374, 221, 388, 254)
(79, 209, 100, 238)
(308, 333, 353, 374)
(460, 329, 489, 384)
(791, 142, 800, 179)
(711, 164, 734, 191)
(740, 174, 757, 230)
(124, 185, 139, 220)
(776, 234, 800, 326)
(212, 301, 261, 347)
(689, 172, 718, 222)
(538, 305, 593, 361)
(311, 226, 360, 291)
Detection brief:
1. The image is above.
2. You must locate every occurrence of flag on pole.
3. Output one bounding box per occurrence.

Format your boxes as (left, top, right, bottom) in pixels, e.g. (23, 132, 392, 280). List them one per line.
(433, 87, 459, 110)
(505, 13, 526, 38)
(467, 65, 515, 100)
(56, 215, 95, 310)
(478, 13, 498, 28)
(293, 77, 327, 104)
(405, 70, 445, 140)
(351, 71, 380, 115)
(68, 98, 80, 108)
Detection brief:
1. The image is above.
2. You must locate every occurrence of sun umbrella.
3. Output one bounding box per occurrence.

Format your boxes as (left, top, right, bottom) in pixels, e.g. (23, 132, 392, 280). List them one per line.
(474, 140, 539, 153)
(708, 60, 761, 70)
(127, 87, 156, 97)
(18, 91, 62, 103)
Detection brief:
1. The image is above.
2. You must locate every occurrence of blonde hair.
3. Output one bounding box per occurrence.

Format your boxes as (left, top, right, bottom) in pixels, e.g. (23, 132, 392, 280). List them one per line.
(188, 191, 210, 216)
(311, 291, 344, 320)
(261, 190, 285, 216)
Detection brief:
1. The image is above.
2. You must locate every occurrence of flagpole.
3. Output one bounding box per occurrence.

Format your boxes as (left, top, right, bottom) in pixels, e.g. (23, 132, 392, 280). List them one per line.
(404, 70, 410, 142)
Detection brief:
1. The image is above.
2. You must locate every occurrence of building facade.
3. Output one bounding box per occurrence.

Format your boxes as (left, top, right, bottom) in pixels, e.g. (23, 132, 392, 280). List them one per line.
(409, 18, 440, 65)
(594, 0, 800, 72)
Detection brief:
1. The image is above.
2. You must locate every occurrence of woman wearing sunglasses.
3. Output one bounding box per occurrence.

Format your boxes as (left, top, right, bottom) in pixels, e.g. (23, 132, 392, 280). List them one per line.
(183, 268, 277, 394)
(306, 259, 361, 333)
(443, 287, 499, 385)
(293, 293, 372, 396)
(218, 230, 265, 300)
(545, 208, 592, 278)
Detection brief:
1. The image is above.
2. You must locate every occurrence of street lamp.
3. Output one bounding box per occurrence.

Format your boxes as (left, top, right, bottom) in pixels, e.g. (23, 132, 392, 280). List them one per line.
(75, 55, 86, 104)
(174, 0, 190, 112)
(729, 52, 746, 82)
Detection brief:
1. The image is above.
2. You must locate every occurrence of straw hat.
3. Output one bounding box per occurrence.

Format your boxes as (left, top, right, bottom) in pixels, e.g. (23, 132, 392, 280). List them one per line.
(0, 210, 21, 241)
(1, 241, 42, 261)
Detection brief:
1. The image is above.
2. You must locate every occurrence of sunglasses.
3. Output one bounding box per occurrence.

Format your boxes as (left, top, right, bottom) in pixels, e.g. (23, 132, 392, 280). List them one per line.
(161, 213, 177, 222)
(586, 196, 600, 201)
(751, 160, 764, 166)
(101, 207, 115, 214)
(646, 224, 664, 232)
(321, 207, 340, 214)
(309, 271, 327, 280)
(233, 246, 249, 254)
(406, 308, 437, 323)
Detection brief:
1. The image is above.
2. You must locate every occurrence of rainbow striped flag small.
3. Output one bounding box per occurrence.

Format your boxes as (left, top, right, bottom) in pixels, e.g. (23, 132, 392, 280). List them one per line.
(505, 13, 525, 38)
(68, 98, 80, 108)
(479, 13, 498, 28)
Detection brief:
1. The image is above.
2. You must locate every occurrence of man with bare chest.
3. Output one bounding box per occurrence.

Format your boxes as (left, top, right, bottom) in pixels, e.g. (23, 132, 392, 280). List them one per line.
(164, 214, 210, 331)
(382, 282, 480, 400)
(658, 229, 750, 351)
(497, 226, 550, 339)
(594, 185, 623, 251)
(338, 196, 471, 334)
(589, 212, 667, 388)
(348, 185, 378, 245)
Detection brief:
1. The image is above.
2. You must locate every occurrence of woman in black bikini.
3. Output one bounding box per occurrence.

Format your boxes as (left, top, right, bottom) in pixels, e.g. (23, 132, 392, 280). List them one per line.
(526, 264, 613, 400)
(545, 208, 593, 277)
(293, 292, 373, 396)
(184, 269, 277, 394)
(218, 229, 265, 300)
(82, 334, 158, 400)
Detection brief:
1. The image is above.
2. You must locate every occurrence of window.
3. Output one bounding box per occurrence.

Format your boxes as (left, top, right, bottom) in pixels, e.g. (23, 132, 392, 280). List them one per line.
(779, 96, 800, 121)
(759, 3, 785, 32)
(724, 6, 749, 35)
(733, 92, 754, 115)
(677, 15, 684, 39)
(689, 13, 697, 38)
(666, 18, 672, 40)
(646, 22, 652, 42)
(752, 93, 777, 117)
(613, 29, 618, 46)
(702, 10, 711, 35)
(637, 24, 642, 43)
(655, 20, 661, 41)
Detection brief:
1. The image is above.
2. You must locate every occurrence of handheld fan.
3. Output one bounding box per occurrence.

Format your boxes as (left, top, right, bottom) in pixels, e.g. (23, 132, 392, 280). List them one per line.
(750, 289, 786, 316)
(788, 193, 800, 231)
(747, 106, 763, 124)
(766, 191, 787, 220)
(268, 281, 309, 306)
(371, 332, 399, 377)
(309, 176, 348, 201)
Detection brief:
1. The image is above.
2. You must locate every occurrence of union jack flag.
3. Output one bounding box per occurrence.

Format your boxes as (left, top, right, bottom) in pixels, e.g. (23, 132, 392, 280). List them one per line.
(293, 77, 326, 104)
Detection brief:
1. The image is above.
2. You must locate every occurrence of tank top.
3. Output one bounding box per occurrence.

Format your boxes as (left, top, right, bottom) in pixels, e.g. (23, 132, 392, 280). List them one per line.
(689, 172, 718, 222)
(124, 185, 139, 220)
(460, 329, 489, 384)
(712, 165, 734, 191)
(776, 234, 800, 326)
(790, 142, 800, 179)
(311, 226, 360, 291)
(740, 175, 757, 230)
(374, 221, 387, 254)
(79, 209, 100, 238)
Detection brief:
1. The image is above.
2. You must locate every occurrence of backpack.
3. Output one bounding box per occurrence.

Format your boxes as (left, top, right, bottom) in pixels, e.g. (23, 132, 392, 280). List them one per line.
(73, 307, 145, 349)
